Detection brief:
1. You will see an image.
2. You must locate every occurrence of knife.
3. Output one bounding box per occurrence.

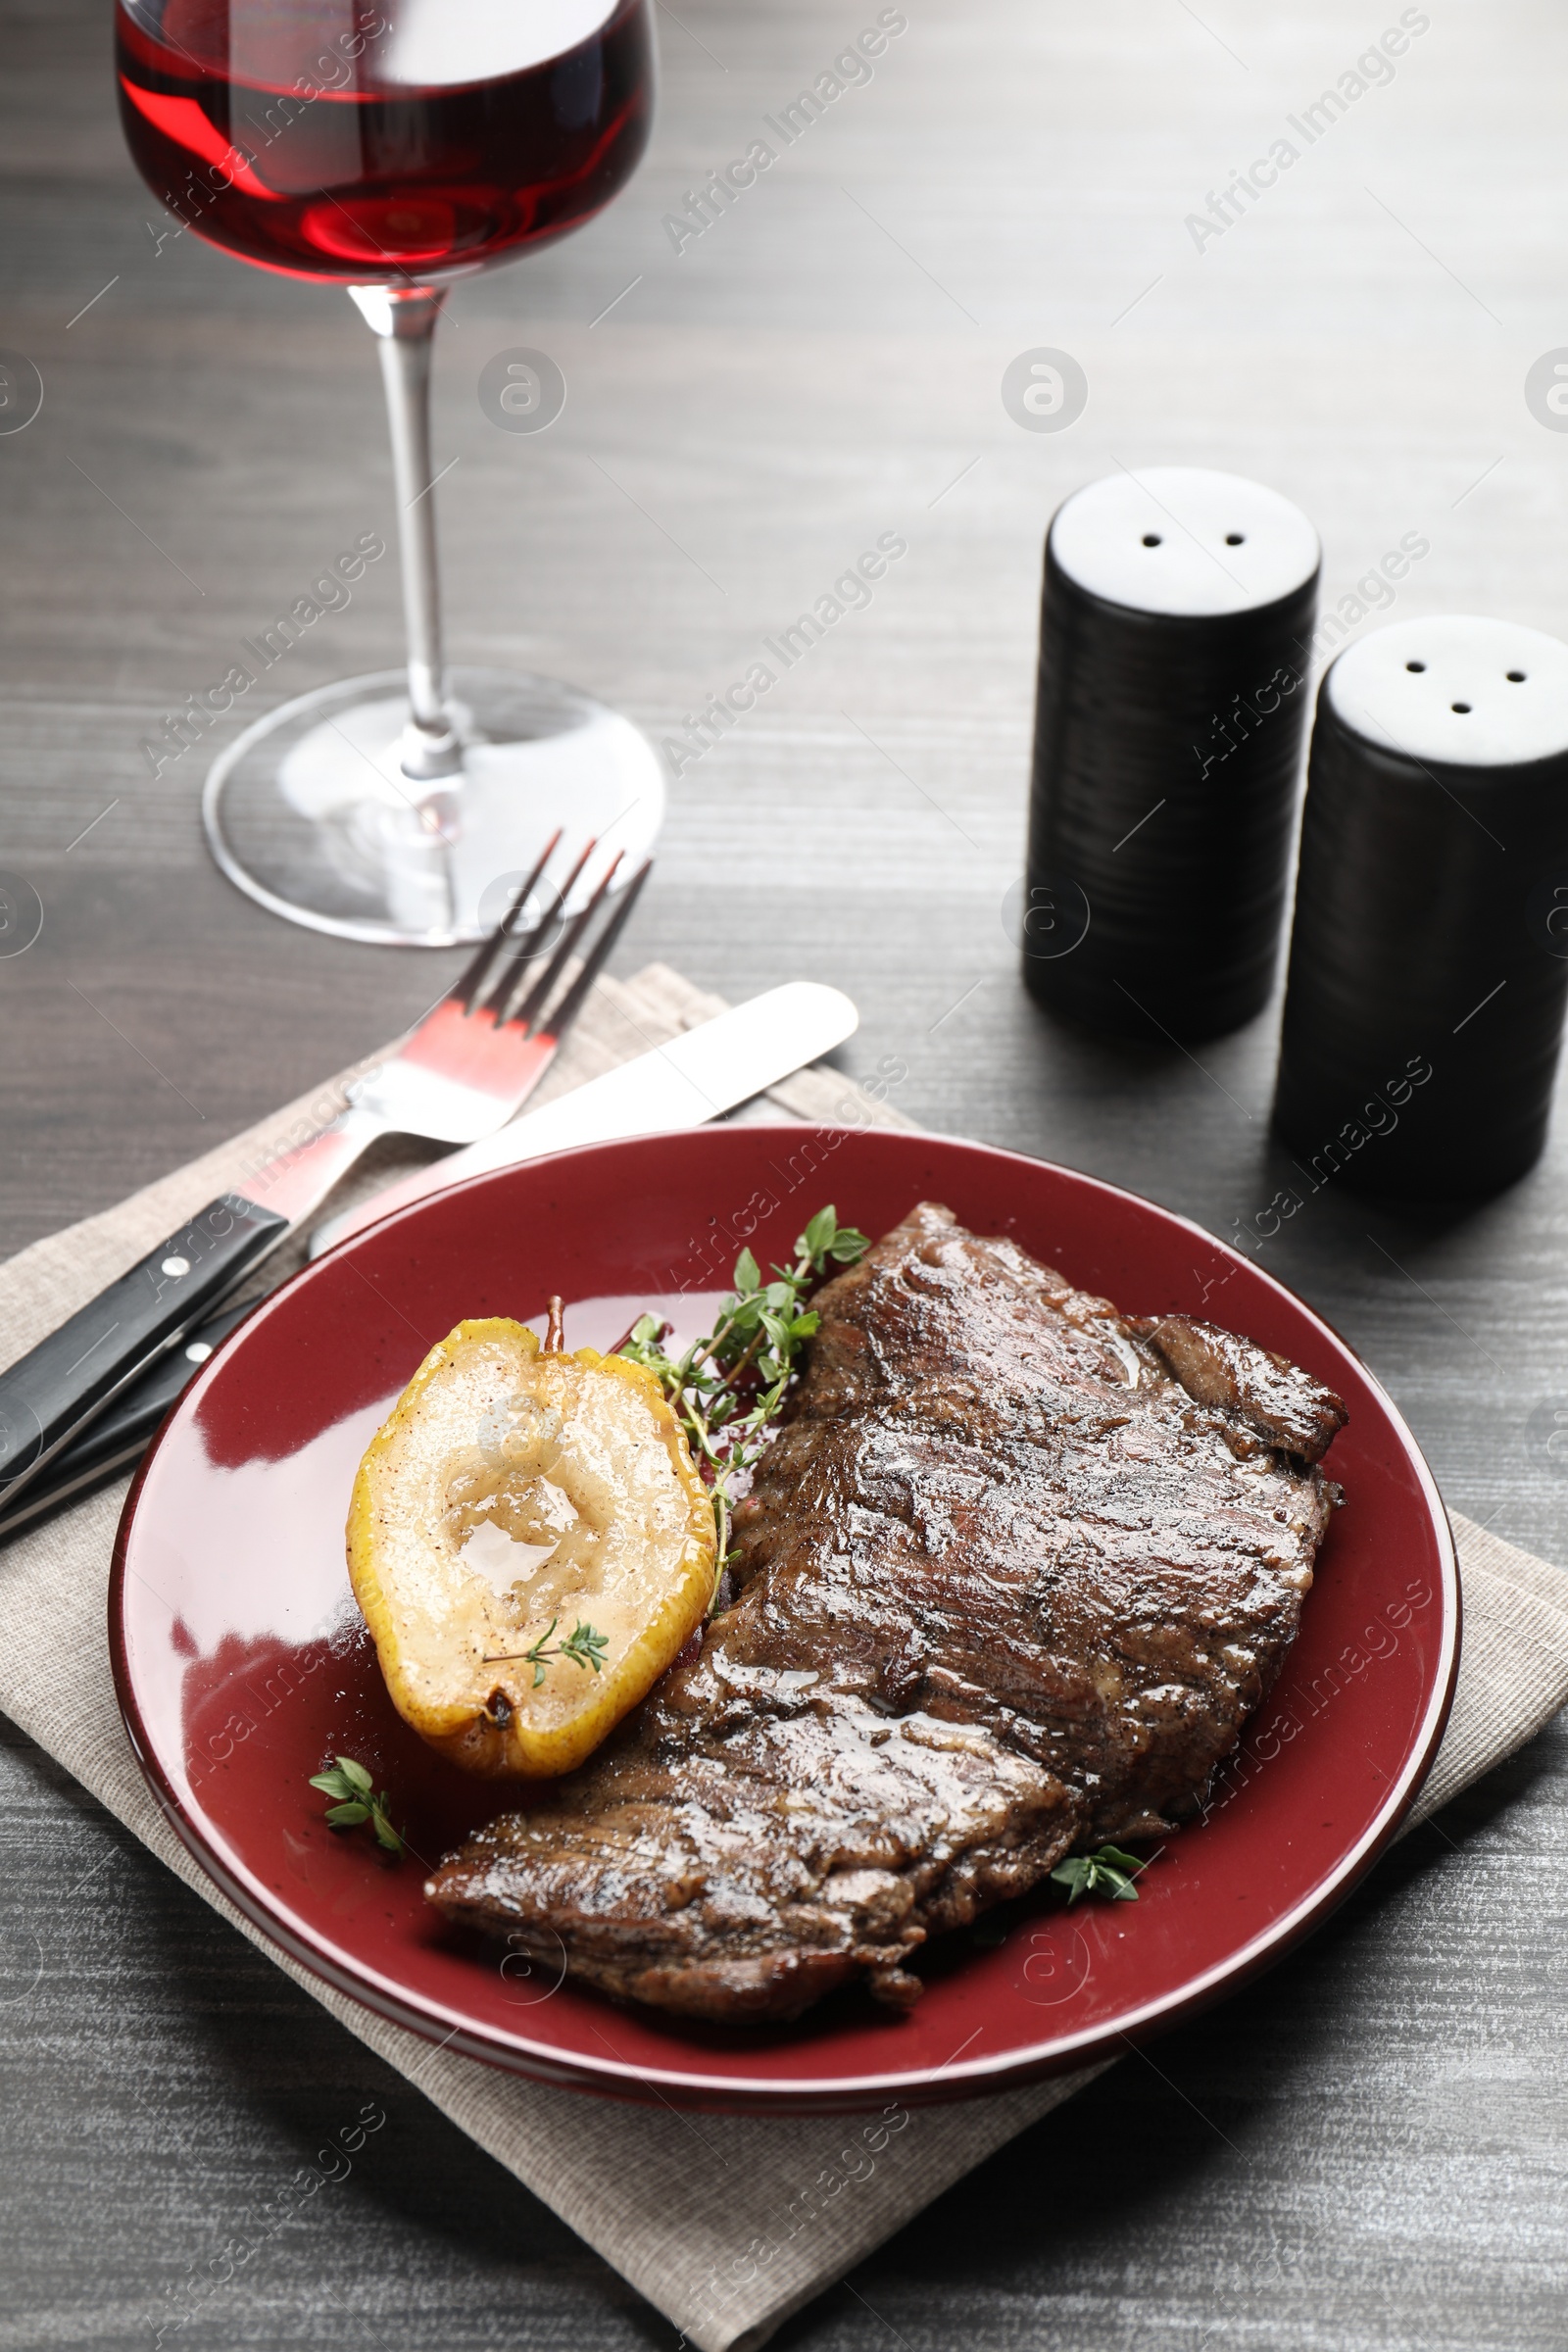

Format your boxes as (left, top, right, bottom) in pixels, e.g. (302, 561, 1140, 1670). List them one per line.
(0, 1193, 289, 1514)
(0, 854, 656, 1519)
(0, 982, 858, 1536)
(0, 1302, 254, 1540)
(307, 978, 859, 1257)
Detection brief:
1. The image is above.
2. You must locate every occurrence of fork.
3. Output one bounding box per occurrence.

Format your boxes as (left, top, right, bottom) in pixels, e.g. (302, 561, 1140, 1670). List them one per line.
(239, 834, 648, 1222)
(0, 841, 652, 1511)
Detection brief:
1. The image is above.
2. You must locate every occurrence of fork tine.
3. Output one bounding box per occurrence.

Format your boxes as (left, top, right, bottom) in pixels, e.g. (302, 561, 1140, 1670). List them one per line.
(448, 829, 564, 1015)
(529, 857, 654, 1047)
(472, 833, 600, 1022)
(505, 849, 624, 1034)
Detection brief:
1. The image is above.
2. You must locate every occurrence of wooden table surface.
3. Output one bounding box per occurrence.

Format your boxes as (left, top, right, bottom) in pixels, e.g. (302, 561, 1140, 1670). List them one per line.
(6, 0, 1568, 2342)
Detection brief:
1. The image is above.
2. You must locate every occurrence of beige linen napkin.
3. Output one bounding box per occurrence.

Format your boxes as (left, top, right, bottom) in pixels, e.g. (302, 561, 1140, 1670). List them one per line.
(3, 960, 1567, 2352)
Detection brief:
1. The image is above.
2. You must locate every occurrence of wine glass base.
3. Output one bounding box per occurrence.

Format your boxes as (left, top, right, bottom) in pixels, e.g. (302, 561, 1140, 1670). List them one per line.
(202, 667, 666, 946)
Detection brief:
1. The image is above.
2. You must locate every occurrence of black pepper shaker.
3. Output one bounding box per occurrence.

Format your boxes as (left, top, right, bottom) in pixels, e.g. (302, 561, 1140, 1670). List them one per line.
(1021, 466, 1320, 1042)
(1274, 614, 1568, 1200)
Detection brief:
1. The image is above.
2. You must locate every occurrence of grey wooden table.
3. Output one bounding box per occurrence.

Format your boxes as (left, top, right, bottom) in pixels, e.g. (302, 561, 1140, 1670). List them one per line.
(5, 0, 1568, 2342)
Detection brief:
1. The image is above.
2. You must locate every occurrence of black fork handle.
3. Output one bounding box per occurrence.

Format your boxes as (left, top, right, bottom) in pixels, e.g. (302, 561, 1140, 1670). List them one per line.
(0, 1193, 286, 1507)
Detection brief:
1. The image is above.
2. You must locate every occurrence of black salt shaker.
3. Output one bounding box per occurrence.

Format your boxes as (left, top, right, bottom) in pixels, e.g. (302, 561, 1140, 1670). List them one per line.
(1274, 614, 1568, 1200)
(1021, 466, 1320, 1043)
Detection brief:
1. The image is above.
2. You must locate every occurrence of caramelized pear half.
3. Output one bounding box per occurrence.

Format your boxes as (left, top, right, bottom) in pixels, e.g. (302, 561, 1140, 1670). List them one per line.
(347, 1317, 715, 1777)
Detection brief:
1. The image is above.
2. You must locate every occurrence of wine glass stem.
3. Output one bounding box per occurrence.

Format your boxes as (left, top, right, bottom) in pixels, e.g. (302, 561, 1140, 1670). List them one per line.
(348, 282, 460, 786)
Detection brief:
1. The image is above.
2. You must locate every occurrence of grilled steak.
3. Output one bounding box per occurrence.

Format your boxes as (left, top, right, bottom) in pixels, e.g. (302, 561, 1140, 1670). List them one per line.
(425, 1202, 1346, 2022)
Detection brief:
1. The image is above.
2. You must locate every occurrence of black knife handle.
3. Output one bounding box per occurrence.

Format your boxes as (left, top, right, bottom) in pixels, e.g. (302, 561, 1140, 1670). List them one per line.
(0, 1300, 254, 1538)
(0, 1193, 286, 1502)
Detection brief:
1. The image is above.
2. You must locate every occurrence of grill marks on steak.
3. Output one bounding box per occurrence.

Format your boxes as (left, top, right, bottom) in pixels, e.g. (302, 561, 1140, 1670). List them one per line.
(424, 1203, 1347, 2023)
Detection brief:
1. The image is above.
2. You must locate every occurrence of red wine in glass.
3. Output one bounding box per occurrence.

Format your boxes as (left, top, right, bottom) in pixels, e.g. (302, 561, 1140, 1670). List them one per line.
(116, 0, 653, 281)
(114, 0, 662, 945)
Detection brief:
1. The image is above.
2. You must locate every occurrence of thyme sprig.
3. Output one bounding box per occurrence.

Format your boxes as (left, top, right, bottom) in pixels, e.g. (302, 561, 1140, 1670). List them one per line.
(620, 1204, 870, 1578)
(519, 1616, 610, 1687)
(1050, 1843, 1146, 1904)
(309, 1756, 404, 1855)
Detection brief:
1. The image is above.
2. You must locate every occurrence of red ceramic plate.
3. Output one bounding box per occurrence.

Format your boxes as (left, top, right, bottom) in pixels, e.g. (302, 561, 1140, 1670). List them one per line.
(111, 1127, 1458, 2114)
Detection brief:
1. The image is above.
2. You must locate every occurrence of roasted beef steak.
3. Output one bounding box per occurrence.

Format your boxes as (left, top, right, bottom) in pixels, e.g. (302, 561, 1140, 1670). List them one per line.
(425, 1202, 1346, 2022)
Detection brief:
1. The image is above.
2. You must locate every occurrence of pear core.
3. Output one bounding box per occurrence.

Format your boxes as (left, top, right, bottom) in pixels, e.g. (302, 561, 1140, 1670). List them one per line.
(347, 1319, 716, 1777)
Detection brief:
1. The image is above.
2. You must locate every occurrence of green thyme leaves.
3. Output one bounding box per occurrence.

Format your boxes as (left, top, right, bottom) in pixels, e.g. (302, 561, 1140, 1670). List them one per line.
(522, 1616, 610, 1688)
(1050, 1844, 1146, 1904)
(308, 1757, 403, 1855)
(619, 1206, 871, 1582)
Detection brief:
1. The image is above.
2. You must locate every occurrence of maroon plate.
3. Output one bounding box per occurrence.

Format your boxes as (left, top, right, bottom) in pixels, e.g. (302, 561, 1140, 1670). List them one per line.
(111, 1127, 1458, 2113)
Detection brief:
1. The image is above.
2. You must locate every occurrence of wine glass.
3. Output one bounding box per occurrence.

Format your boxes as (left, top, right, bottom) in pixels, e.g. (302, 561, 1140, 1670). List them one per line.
(116, 0, 662, 945)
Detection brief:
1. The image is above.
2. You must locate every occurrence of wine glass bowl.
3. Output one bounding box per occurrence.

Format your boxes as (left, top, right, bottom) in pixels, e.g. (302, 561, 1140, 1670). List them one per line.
(115, 0, 655, 282)
(114, 0, 663, 944)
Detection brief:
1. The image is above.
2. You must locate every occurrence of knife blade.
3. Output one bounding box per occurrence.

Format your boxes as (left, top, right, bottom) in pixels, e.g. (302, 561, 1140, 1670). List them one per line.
(2, 981, 858, 1535)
